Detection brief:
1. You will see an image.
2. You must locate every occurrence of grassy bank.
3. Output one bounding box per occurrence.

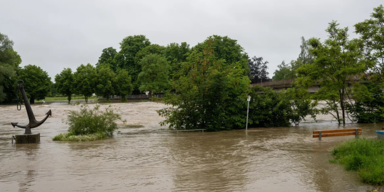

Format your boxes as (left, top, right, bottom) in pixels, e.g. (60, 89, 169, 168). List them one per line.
(331, 138, 384, 185)
(53, 132, 106, 141)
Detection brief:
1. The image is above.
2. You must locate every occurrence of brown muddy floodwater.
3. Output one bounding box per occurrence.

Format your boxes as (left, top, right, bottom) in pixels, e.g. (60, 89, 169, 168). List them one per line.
(0, 102, 382, 192)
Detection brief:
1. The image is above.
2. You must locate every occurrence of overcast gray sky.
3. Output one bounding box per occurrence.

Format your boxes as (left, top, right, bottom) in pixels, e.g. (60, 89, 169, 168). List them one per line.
(1, 0, 382, 81)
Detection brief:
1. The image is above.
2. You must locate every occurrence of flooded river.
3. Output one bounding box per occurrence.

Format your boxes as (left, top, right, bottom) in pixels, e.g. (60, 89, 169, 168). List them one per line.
(0, 102, 382, 191)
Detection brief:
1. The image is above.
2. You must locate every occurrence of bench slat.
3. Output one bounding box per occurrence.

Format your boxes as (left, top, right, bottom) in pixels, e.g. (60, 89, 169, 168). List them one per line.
(313, 128, 362, 134)
(313, 132, 362, 138)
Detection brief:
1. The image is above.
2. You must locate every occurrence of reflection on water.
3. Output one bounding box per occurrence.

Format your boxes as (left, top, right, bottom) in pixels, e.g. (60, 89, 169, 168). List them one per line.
(0, 102, 381, 191)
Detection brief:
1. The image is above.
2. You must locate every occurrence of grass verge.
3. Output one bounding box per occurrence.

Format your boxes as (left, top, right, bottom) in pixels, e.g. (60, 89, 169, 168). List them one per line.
(53, 132, 106, 142)
(331, 138, 384, 185)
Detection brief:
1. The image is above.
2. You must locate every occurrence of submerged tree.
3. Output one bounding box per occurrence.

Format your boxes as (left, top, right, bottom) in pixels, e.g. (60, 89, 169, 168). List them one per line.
(346, 5, 384, 123)
(158, 38, 250, 131)
(297, 21, 366, 125)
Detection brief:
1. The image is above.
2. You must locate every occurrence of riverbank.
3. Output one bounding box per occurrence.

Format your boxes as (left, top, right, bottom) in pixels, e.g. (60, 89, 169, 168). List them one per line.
(331, 138, 384, 185)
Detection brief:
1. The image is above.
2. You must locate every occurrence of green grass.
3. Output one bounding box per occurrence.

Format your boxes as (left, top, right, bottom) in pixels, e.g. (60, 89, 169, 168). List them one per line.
(331, 138, 384, 185)
(53, 132, 106, 141)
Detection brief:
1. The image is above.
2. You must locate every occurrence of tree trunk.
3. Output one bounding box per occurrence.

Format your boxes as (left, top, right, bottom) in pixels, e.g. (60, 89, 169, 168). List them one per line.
(85, 96, 88, 103)
(334, 99, 340, 125)
(30, 97, 35, 104)
(340, 89, 346, 126)
(67, 94, 72, 104)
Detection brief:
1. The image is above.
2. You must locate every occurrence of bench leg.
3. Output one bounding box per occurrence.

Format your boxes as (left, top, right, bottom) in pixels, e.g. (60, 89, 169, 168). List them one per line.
(319, 131, 322, 141)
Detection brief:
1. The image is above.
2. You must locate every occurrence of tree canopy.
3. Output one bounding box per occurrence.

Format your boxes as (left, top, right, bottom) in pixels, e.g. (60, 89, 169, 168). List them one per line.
(96, 47, 117, 72)
(137, 54, 169, 95)
(17, 65, 51, 104)
(73, 64, 96, 102)
(55, 68, 74, 104)
(158, 38, 250, 131)
(0, 33, 21, 103)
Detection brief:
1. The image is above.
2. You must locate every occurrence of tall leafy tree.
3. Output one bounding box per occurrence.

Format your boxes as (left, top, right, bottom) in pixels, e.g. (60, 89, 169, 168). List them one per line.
(345, 5, 384, 123)
(164, 42, 191, 76)
(137, 54, 169, 96)
(355, 4, 384, 78)
(115, 35, 151, 93)
(272, 37, 313, 81)
(158, 38, 250, 131)
(115, 69, 133, 101)
(17, 65, 51, 104)
(134, 44, 165, 64)
(0, 32, 21, 103)
(248, 56, 270, 83)
(73, 64, 96, 102)
(96, 47, 117, 72)
(95, 66, 116, 100)
(272, 61, 294, 81)
(193, 35, 249, 74)
(297, 21, 366, 125)
(55, 68, 74, 104)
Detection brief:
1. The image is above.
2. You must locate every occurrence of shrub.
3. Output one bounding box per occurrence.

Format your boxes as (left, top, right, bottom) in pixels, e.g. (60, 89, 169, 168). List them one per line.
(53, 104, 123, 141)
(331, 138, 384, 185)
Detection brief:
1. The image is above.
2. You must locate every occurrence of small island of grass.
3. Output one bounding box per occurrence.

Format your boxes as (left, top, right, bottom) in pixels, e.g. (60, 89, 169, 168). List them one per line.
(53, 104, 123, 142)
(331, 138, 384, 185)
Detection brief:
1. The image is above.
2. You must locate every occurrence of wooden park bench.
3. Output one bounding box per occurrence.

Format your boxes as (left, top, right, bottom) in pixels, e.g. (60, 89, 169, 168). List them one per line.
(313, 128, 362, 141)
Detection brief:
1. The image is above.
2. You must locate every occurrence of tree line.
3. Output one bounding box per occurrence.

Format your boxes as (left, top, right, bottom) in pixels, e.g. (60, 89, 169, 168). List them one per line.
(271, 5, 384, 125)
(1, 4, 382, 130)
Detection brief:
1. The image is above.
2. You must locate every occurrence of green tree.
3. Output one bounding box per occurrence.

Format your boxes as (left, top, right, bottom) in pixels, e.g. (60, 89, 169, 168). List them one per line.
(0, 33, 21, 103)
(55, 68, 74, 104)
(73, 64, 96, 102)
(164, 42, 191, 76)
(115, 35, 151, 93)
(17, 65, 51, 104)
(115, 69, 133, 101)
(96, 47, 118, 72)
(95, 66, 116, 100)
(272, 61, 294, 81)
(193, 35, 249, 74)
(137, 54, 169, 96)
(248, 86, 293, 127)
(134, 44, 165, 63)
(345, 5, 384, 123)
(248, 56, 270, 83)
(272, 37, 313, 81)
(297, 21, 366, 125)
(355, 4, 384, 78)
(158, 39, 250, 131)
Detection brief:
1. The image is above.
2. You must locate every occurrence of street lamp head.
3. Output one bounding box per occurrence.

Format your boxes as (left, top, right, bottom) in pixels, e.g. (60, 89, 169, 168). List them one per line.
(247, 95, 251, 102)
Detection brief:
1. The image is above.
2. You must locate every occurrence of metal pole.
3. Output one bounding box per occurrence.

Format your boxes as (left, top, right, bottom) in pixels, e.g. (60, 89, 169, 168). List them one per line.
(246, 96, 251, 131)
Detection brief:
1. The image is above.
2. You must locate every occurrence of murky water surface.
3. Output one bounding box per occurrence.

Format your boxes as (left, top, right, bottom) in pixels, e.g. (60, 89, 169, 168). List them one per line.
(0, 102, 382, 191)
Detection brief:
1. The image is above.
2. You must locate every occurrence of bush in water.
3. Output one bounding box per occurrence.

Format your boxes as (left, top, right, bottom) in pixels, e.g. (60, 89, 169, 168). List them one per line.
(53, 104, 123, 141)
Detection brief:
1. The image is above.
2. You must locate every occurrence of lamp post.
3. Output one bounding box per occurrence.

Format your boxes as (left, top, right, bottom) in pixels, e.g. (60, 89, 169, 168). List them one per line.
(246, 95, 251, 131)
